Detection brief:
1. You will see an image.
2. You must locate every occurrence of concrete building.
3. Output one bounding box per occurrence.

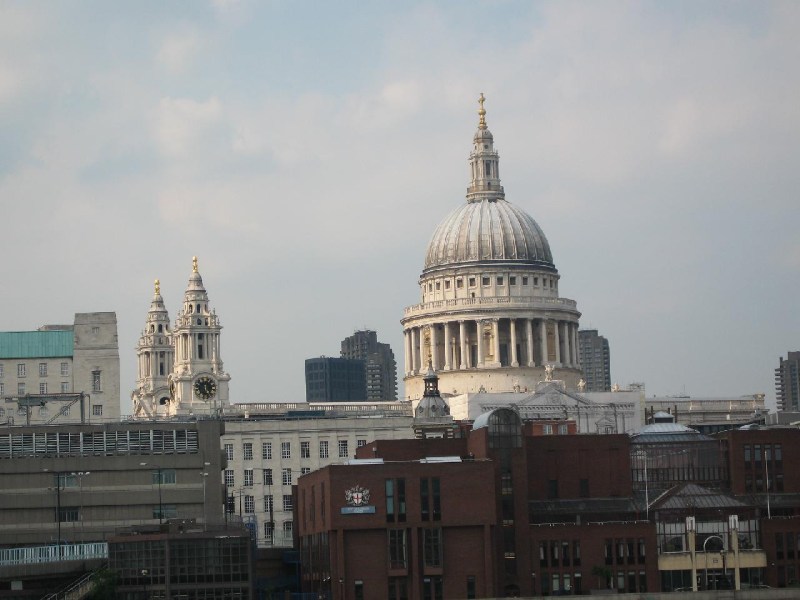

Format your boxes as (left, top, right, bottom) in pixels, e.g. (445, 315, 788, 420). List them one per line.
(340, 330, 398, 401)
(0, 312, 120, 424)
(219, 401, 414, 549)
(645, 394, 766, 434)
(0, 419, 225, 547)
(305, 357, 366, 402)
(402, 95, 582, 400)
(132, 257, 231, 418)
(578, 329, 611, 392)
(775, 351, 800, 412)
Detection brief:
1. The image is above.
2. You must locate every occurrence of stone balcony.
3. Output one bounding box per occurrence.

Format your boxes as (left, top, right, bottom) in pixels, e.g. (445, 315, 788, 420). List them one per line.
(403, 295, 579, 320)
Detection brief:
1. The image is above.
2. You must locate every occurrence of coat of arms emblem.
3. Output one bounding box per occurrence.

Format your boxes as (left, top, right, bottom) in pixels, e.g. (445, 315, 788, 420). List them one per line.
(345, 485, 370, 507)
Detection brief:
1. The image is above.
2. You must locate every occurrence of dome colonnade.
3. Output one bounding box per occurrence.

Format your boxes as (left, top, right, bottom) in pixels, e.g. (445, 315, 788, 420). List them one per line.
(401, 95, 582, 398)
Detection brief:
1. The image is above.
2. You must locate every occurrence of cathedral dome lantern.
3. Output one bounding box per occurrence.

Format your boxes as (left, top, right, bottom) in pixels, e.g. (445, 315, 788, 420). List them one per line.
(402, 95, 582, 400)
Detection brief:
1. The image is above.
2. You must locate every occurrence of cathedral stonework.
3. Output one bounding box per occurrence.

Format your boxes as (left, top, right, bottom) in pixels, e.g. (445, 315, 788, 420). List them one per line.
(132, 257, 231, 417)
(402, 96, 582, 399)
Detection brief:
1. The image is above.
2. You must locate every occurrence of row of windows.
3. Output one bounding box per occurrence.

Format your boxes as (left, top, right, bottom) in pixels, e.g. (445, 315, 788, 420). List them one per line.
(388, 528, 442, 569)
(0, 362, 70, 378)
(225, 493, 294, 514)
(774, 532, 800, 561)
(538, 540, 582, 568)
(604, 538, 647, 566)
(225, 439, 365, 461)
(426, 275, 556, 292)
(224, 467, 311, 488)
(385, 477, 441, 523)
(0, 382, 74, 396)
(0, 403, 102, 418)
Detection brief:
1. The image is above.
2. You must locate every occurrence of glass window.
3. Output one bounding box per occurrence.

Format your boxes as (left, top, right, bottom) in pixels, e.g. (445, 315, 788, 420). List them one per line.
(262, 442, 272, 460)
(338, 440, 349, 458)
(60, 362, 69, 376)
(319, 440, 329, 458)
(39, 363, 47, 377)
(423, 528, 443, 567)
(60, 382, 69, 393)
(18, 383, 25, 395)
(91, 371, 101, 392)
(301, 441, 310, 458)
(388, 529, 407, 568)
(283, 520, 293, 541)
(264, 495, 273, 512)
(244, 469, 253, 487)
(224, 443, 234, 461)
(244, 495, 254, 513)
(92, 404, 102, 416)
(243, 443, 253, 460)
(357, 439, 367, 448)
(224, 469, 234, 488)
(301, 467, 311, 475)
(17, 364, 26, 377)
(283, 494, 293, 511)
(40, 382, 47, 394)
(282, 468, 292, 485)
(263, 469, 273, 485)
(281, 442, 291, 459)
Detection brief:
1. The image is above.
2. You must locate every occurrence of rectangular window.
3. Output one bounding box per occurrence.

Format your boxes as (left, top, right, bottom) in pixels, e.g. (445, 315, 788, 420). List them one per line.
(543, 424, 553, 435)
(388, 529, 408, 569)
(444, 280, 450, 289)
(456, 278, 463, 289)
(91, 371, 101, 392)
(0, 364, 3, 377)
(244, 495, 254, 513)
(17, 364, 26, 378)
(244, 469, 254, 487)
(39, 363, 47, 377)
(281, 441, 291, 459)
(423, 528, 443, 567)
(18, 383, 25, 395)
(92, 404, 102, 416)
(497, 276, 504, 285)
(262, 442, 272, 460)
(57, 507, 80, 523)
(469, 277, 476, 287)
(282, 468, 292, 485)
(301, 467, 311, 475)
(264, 521, 274, 543)
(225, 443, 234, 461)
(61, 382, 69, 393)
(319, 440, 329, 458)
(224, 469, 234, 488)
(151, 469, 176, 485)
(283, 520, 293, 541)
(522, 276, 528, 285)
(153, 504, 177, 520)
(482, 276, 490, 286)
(386, 478, 406, 523)
(243, 442, 253, 460)
(301, 441, 310, 458)
(283, 494, 293, 511)
(264, 495, 273, 513)
(357, 439, 367, 448)
(39, 382, 47, 394)
(0, 383, 3, 395)
(263, 469, 273, 485)
(60, 362, 69, 376)
(338, 439, 349, 458)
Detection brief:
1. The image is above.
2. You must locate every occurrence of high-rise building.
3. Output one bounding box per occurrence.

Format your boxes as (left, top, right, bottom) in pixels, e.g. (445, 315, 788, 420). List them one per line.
(340, 330, 398, 401)
(305, 357, 366, 402)
(775, 351, 800, 411)
(131, 257, 231, 418)
(0, 312, 121, 423)
(578, 329, 611, 392)
(401, 95, 582, 399)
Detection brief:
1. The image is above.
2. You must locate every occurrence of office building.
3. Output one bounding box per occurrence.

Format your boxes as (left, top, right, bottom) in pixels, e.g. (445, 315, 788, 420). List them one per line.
(340, 330, 397, 401)
(305, 357, 366, 402)
(578, 329, 611, 392)
(0, 312, 120, 424)
(775, 351, 800, 412)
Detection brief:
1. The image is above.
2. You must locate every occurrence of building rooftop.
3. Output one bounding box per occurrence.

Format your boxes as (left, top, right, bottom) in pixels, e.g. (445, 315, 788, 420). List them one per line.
(0, 330, 74, 359)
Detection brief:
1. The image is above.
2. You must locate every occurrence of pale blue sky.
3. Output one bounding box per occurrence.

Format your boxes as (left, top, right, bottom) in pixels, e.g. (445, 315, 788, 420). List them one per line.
(1, 1, 798, 412)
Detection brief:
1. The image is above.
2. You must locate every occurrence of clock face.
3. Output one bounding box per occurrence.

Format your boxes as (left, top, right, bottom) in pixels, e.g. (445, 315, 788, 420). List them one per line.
(193, 376, 217, 400)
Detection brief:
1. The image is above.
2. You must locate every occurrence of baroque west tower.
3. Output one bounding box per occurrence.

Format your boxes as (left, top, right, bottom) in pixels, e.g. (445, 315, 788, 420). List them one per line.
(132, 257, 231, 417)
(401, 96, 582, 399)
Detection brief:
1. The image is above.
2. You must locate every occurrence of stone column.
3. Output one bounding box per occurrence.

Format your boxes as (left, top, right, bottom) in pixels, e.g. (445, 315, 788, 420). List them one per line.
(526, 319, 534, 367)
(410, 328, 418, 375)
(443, 323, 451, 370)
(419, 327, 427, 368)
(430, 325, 439, 370)
(573, 324, 580, 368)
(539, 320, 548, 364)
(510, 319, 519, 367)
(553, 321, 561, 365)
(459, 321, 467, 369)
(404, 330, 411, 376)
(476, 320, 485, 368)
(561, 322, 570, 368)
(492, 319, 500, 367)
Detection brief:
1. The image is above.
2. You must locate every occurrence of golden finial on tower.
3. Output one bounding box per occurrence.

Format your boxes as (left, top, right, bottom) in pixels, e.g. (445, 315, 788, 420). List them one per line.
(478, 93, 487, 130)
(192, 256, 198, 273)
(154, 279, 160, 296)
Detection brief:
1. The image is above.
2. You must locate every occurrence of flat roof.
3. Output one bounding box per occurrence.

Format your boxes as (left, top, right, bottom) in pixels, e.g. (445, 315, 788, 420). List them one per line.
(0, 330, 74, 359)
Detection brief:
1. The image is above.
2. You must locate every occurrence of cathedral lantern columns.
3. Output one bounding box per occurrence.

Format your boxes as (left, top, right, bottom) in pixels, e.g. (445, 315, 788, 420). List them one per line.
(402, 95, 583, 399)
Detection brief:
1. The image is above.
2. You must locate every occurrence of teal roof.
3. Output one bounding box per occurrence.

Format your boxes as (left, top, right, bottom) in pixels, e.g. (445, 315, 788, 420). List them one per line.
(0, 330, 74, 358)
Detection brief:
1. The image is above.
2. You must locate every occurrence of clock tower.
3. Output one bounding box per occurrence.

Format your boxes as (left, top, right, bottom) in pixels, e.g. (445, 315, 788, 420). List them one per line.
(169, 257, 231, 415)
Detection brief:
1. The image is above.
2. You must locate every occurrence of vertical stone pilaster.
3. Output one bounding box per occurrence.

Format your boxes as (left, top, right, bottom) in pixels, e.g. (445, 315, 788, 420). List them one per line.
(510, 319, 519, 367)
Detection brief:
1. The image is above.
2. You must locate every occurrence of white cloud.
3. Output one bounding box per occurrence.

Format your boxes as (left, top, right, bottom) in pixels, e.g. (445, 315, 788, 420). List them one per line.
(156, 28, 203, 73)
(152, 96, 224, 158)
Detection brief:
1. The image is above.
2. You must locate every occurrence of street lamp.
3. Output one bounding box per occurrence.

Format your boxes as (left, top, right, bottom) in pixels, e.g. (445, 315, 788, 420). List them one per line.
(140, 463, 164, 525)
(703, 535, 725, 590)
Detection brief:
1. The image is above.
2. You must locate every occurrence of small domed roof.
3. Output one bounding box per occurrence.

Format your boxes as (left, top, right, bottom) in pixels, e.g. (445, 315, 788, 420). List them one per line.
(424, 198, 554, 272)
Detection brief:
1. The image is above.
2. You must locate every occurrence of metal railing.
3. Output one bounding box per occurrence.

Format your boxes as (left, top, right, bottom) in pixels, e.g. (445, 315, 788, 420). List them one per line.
(0, 542, 108, 567)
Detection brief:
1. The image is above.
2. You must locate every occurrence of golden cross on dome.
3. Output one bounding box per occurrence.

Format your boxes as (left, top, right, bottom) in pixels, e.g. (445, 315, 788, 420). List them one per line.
(154, 279, 160, 296)
(192, 256, 198, 273)
(478, 93, 487, 130)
